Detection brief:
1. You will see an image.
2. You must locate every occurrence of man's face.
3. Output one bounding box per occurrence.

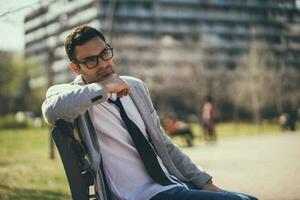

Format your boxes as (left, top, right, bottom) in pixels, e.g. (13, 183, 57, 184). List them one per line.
(70, 36, 115, 83)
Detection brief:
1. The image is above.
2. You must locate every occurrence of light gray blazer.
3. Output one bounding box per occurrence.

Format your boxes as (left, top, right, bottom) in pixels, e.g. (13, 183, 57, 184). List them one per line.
(42, 75, 212, 200)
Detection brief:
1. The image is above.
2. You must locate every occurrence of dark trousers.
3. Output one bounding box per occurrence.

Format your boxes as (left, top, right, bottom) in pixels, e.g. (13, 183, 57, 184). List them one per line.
(150, 183, 258, 200)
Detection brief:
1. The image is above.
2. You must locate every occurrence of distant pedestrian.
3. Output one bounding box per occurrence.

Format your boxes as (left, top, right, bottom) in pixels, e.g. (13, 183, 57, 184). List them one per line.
(201, 96, 218, 142)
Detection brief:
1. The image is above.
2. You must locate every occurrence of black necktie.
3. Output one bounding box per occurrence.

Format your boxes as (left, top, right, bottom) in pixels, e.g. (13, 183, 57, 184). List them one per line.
(108, 98, 173, 186)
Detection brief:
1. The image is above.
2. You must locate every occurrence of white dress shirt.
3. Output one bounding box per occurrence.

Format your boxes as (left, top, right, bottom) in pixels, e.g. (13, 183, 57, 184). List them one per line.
(90, 94, 186, 200)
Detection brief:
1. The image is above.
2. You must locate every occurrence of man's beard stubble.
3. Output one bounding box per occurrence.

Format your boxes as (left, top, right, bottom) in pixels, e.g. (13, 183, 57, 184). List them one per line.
(81, 64, 116, 83)
(96, 64, 116, 81)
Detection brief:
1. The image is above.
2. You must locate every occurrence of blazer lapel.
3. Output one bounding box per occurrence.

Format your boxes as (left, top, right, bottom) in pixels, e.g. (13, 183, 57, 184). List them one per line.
(129, 85, 171, 158)
(129, 85, 156, 133)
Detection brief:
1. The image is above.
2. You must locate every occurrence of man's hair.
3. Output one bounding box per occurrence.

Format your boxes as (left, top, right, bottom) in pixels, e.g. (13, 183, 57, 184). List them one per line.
(65, 25, 106, 61)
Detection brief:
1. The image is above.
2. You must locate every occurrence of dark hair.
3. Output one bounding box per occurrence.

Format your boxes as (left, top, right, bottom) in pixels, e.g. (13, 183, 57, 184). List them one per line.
(65, 25, 106, 61)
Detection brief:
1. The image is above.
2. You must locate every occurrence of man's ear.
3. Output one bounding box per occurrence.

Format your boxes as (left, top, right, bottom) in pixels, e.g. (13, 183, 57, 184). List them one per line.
(70, 62, 81, 75)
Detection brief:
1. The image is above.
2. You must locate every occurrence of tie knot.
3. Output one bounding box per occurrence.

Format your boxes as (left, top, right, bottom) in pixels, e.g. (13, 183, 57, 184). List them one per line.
(107, 98, 116, 104)
(108, 97, 121, 107)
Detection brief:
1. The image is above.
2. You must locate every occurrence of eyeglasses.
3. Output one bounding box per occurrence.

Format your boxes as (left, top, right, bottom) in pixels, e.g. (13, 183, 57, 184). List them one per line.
(73, 44, 113, 69)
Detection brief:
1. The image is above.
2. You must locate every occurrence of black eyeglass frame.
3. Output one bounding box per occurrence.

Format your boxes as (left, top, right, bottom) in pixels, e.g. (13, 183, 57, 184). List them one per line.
(72, 44, 113, 69)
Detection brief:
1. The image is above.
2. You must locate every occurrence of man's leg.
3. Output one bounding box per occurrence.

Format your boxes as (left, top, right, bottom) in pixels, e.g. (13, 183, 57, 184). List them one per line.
(150, 186, 258, 200)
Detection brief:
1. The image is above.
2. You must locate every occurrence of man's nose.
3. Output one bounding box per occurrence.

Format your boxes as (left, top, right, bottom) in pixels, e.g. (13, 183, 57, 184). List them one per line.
(97, 58, 109, 69)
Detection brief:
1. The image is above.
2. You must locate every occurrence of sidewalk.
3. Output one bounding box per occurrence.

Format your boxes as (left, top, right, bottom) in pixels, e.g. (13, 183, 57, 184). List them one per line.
(183, 132, 300, 200)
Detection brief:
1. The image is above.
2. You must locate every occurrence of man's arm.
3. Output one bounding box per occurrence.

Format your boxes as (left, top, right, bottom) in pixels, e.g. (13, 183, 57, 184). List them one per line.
(159, 116, 223, 191)
(42, 74, 130, 125)
(159, 127, 213, 187)
(42, 83, 108, 125)
(140, 82, 223, 190)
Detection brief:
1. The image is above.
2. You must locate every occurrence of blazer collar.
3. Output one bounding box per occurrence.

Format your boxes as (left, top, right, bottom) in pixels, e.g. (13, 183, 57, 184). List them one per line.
(73, 75, 85, 85)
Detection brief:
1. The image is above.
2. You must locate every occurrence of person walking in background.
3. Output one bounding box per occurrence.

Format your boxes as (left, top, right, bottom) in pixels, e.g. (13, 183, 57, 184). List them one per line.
(42, 25, 257, 200)
(201, 96, 218, 143)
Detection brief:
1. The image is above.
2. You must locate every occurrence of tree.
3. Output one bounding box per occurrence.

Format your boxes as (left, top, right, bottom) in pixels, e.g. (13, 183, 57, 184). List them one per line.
(230, 41, 277, 125)
(0, 53, 43, 115)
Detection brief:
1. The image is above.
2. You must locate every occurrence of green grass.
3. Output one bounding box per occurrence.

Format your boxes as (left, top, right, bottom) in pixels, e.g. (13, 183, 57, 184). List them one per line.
(0, 122, 291, 199)
(0, 128, 71, 200)
(172, 121, 284, 146)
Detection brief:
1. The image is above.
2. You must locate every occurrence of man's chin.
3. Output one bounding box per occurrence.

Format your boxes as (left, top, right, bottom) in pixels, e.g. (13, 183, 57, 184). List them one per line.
(96, 73, 111, 81)
(98, 70, 115, 79)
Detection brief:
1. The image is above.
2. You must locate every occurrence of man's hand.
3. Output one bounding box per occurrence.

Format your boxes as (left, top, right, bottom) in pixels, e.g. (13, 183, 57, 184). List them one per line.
(201, 181, 223, 192)
(100, 74, 131, 98)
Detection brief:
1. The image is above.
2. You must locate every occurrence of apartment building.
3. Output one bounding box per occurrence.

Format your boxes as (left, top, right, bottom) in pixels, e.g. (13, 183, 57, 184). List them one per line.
(24, 0, 300, 89)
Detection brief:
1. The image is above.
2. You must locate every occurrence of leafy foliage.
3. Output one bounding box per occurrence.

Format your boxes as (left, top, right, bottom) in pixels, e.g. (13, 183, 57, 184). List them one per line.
(0, 54, 44, 115)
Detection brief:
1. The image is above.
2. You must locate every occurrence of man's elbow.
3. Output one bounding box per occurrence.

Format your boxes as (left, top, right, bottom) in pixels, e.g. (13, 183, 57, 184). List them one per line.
(41, 102, 57, 126)
(42, 100, 76, 126)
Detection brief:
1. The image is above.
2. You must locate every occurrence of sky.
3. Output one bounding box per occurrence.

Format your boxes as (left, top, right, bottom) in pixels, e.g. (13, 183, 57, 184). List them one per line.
(0, 0, 40, 52)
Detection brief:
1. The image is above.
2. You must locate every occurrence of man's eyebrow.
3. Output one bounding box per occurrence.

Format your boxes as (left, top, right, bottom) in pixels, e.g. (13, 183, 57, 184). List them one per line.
(82, 55, 97, 61)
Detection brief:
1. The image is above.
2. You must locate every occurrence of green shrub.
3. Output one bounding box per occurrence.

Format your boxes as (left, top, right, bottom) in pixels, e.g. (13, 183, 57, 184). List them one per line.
(0, 114, 45, 129)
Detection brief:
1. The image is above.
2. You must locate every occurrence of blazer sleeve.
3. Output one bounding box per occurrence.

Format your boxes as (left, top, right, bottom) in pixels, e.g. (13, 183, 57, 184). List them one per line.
(141, 83, 212, 188)
(160, 128, 212, 188)
(42, 83, 108, 125)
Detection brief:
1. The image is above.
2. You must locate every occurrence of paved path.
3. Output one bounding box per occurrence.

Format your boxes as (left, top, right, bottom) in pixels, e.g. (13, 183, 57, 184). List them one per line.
(182, 132, 300, 200)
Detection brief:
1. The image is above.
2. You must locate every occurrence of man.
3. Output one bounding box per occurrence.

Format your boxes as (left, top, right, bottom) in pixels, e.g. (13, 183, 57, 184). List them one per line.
(42, 25, 257, 200)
